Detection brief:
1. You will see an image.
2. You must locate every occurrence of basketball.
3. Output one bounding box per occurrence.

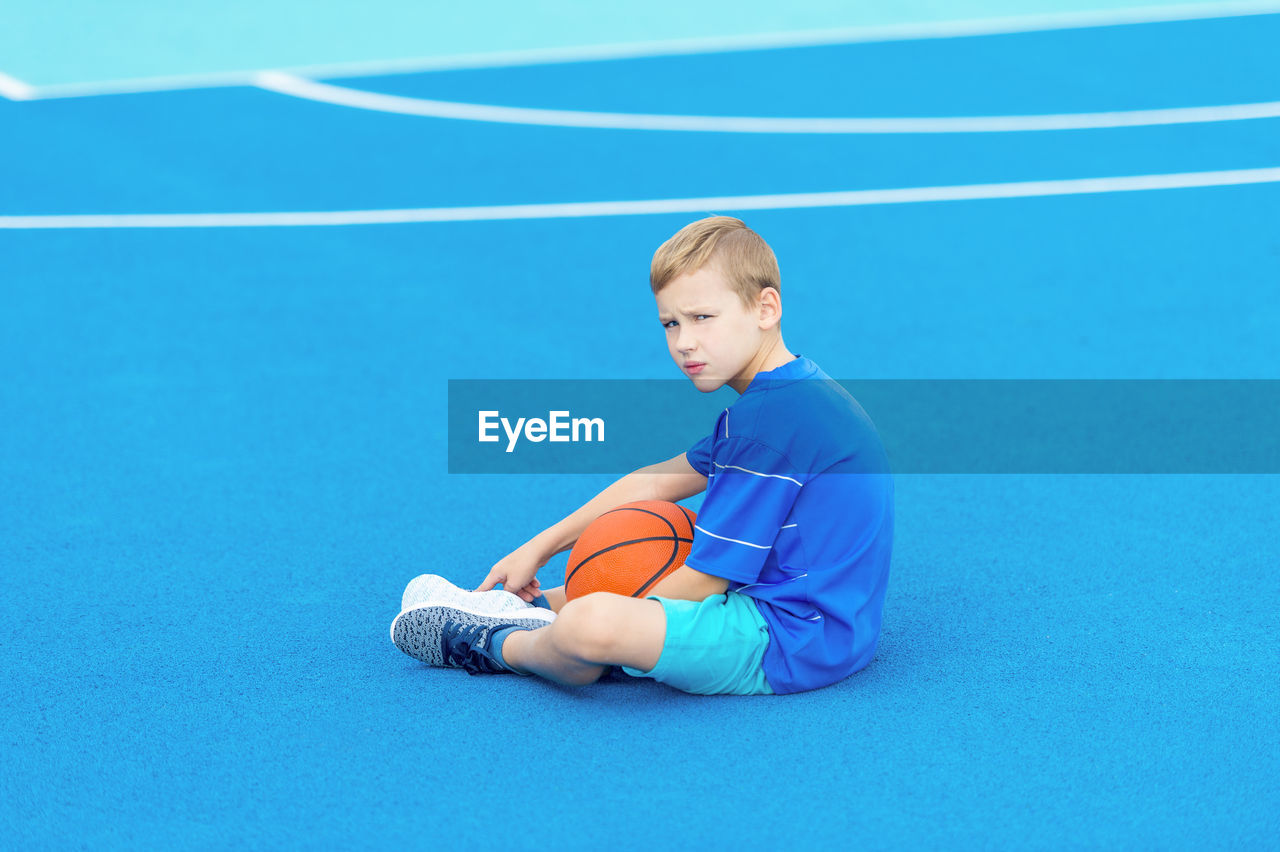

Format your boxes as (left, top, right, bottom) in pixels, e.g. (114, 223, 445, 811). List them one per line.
(564, 500, 697, 600)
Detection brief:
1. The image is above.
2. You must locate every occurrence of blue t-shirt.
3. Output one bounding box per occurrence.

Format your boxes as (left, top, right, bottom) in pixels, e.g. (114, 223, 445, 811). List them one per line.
(683, 354, 894, 694)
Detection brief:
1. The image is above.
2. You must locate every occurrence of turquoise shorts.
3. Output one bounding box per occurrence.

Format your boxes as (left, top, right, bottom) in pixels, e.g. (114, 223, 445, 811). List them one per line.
(620, 592, 775, 696)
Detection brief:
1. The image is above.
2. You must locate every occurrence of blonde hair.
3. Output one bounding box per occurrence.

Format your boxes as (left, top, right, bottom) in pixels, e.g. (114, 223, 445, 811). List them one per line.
(650, 216, 780, 306)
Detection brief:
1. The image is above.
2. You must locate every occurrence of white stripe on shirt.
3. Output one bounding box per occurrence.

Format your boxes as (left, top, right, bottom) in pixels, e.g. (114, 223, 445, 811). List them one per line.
(736, 572, 806, 594)
(694, 524, 771, 550)
(711, 461, 803, 486)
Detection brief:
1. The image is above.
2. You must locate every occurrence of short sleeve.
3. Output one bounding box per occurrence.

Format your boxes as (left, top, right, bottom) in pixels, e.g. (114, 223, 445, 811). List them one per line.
(684, 431, 713, 477)
(683, 437, 805, 585)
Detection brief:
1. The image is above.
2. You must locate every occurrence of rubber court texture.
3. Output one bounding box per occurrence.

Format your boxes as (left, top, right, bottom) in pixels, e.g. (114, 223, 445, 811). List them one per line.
(2, 3, 1279, 848)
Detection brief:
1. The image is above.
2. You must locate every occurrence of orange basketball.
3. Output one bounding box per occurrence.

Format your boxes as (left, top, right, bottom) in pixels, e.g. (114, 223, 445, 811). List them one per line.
(565, 500, 697, 600)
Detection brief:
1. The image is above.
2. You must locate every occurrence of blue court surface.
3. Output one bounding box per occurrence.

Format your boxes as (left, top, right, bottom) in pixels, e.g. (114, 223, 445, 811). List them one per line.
(2, 3, 1279, 848)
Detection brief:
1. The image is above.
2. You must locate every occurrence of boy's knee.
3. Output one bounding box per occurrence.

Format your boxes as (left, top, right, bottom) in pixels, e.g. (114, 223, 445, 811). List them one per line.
(556, 593, 626, 661)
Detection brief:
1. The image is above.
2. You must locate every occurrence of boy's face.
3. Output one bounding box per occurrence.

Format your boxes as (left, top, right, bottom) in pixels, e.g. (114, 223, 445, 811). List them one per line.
(655, 263, 775, 394)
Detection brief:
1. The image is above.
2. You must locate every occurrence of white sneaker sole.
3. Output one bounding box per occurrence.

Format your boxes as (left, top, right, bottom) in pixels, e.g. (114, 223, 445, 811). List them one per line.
(390, 603, 556, 666)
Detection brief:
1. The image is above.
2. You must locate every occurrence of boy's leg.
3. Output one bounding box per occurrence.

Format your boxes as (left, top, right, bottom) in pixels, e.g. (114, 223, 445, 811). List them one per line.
(541, 586, 567, 613)
(502, 593, 664, 686)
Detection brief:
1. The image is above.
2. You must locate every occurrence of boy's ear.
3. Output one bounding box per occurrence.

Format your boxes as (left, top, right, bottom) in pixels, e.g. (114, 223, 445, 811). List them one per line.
(756, 287, 782, 328)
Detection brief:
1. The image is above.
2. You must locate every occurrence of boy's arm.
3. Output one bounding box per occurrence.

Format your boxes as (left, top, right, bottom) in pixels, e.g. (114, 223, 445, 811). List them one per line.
(641, 451, 710, 504)
(642, 455, 732, 600)
(649, 564, 729, 601)
(476, 452, 708, 598)
(537, 452, 706, 558)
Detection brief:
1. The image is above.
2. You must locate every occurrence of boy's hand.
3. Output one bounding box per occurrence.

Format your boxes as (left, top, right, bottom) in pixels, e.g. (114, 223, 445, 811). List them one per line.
(476, 543, 548, 602)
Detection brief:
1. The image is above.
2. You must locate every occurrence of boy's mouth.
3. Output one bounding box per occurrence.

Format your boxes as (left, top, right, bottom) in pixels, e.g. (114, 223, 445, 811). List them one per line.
(685, 362, 706, 375)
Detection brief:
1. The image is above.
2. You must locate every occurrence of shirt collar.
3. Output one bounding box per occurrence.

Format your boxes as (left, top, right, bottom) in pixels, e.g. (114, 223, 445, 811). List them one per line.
(743, 354, 816, 394)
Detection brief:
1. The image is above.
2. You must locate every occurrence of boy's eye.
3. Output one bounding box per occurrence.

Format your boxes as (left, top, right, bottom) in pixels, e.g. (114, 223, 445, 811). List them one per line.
(662, 315, 711, 328)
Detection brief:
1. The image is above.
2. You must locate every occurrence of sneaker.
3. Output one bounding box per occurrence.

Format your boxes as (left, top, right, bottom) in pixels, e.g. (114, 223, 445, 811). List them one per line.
(399, 573, 542, 617)
(390, 603, 555, 673)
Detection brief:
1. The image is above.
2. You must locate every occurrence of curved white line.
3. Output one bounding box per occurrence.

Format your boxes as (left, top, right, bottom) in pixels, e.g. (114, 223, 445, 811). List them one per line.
(254, 72, 1280, 133)
(18, 1, 1280, 101)
(1, 167, 1277, 229)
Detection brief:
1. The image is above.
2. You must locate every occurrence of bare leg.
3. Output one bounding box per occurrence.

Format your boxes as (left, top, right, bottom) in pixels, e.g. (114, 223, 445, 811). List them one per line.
(541, 585, 567, 613)
(502, 593, 665, 686)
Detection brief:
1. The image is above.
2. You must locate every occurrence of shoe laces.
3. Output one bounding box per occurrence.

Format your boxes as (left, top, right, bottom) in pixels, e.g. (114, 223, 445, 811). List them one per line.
(443, 622, 505, 675)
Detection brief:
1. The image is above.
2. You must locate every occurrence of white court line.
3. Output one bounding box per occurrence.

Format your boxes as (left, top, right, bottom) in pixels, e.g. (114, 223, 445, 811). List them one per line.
(1, 167, 1277, 229)
(255, 72, 1280, 133)
(0, 72, 36, 101)
(13, 1, 1280, 101)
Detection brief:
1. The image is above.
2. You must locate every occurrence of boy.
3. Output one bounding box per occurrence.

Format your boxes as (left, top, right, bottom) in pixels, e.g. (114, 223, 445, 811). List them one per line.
(391, 216, 894, 695)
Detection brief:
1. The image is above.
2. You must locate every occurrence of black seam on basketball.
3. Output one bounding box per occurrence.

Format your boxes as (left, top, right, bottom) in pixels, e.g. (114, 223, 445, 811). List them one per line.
(567, 505, 679, 589)
(677, 504, 695, 536)
(566, 535, 694, 580)
(600, 504, 697, 541)
(565, 534, 693, 588)
(621, 509, 682, 587)
(612, 506, 680, 537)
(598, 505, 665, 520)
(635, 534, 683, 597)
(565, 505, 684, 595)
